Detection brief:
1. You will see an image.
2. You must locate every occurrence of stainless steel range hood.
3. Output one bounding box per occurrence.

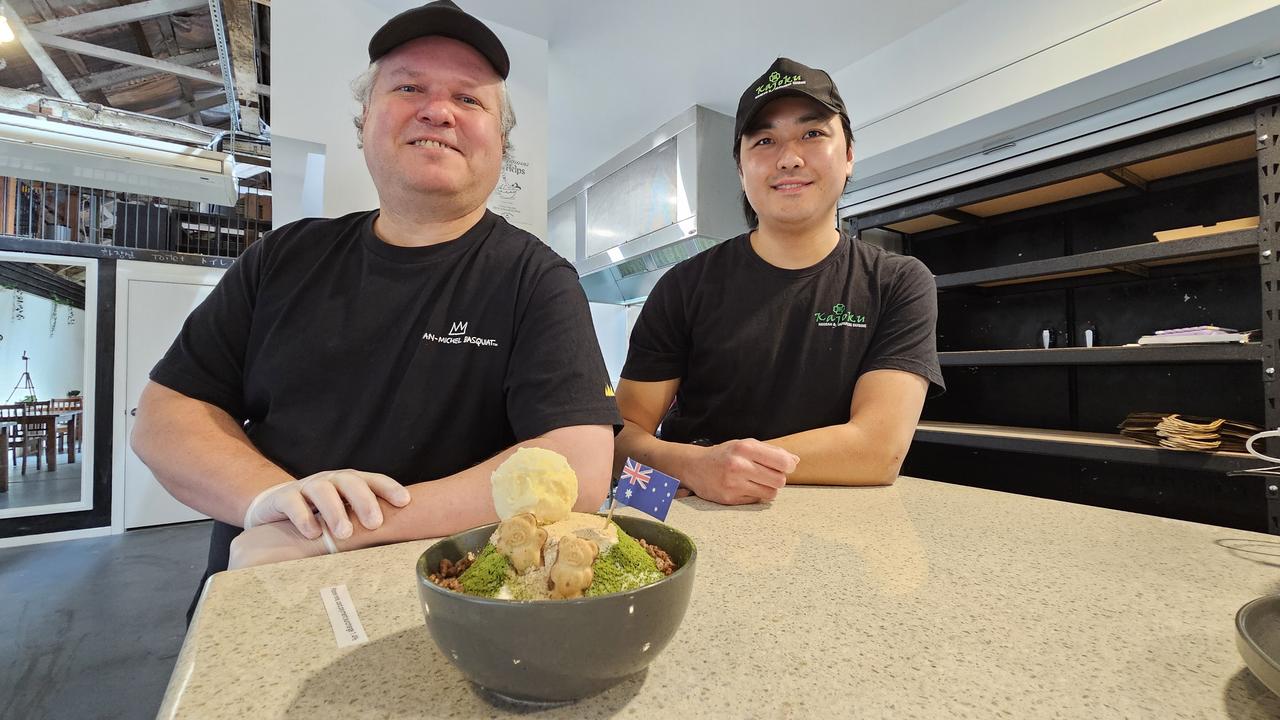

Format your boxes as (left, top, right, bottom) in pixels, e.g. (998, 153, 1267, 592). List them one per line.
(548, 106, 745, 305)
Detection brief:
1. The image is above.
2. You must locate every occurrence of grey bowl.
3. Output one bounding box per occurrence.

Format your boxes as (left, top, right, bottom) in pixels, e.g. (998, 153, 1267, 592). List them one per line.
(415, 514, 697, 703)
(1237, 594, 1280, 696)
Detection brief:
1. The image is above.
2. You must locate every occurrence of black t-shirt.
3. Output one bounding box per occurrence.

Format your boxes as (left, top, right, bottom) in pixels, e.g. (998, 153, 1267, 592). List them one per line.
(621, 231, 943, 444)
(152, 209, 621, 579)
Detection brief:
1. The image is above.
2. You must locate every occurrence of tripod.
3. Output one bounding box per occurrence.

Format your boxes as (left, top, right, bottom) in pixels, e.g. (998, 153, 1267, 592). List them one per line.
(8, 351, 37, 402)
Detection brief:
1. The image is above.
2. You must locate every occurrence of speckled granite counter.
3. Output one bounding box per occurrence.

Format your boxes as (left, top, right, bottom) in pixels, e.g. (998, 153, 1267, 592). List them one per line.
(158, 477, 1280, 719)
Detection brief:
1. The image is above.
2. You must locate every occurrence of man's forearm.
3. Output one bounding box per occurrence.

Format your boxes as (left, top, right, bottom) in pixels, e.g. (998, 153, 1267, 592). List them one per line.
(614, 421, 702, 487)
(336, 426, 614, 550)
(768, 423, 902, 486)
(131, 382, 295, 526)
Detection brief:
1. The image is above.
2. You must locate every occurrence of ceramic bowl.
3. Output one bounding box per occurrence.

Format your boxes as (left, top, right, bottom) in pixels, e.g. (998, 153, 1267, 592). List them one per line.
(415, 514, 696, 703)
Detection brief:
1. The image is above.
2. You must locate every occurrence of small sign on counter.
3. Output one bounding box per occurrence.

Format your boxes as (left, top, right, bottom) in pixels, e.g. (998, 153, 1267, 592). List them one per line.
(320, 585, 368, 648)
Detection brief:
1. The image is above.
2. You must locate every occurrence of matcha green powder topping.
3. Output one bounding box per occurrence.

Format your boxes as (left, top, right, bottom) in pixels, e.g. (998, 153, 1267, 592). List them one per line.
(457, 543, 509, 597)
(587, 523, 663, 597)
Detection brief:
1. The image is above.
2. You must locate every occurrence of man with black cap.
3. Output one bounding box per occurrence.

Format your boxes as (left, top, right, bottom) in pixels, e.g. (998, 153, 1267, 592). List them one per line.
(613, 58, 944, 505)
(132, 1, 620, 589)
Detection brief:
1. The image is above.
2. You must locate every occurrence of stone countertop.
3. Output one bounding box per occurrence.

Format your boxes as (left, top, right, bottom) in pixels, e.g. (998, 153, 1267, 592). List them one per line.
(158, 477, 1280, 719)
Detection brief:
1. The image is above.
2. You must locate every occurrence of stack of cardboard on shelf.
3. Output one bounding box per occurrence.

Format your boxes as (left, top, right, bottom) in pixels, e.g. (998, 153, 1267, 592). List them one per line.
(1135, 327, 1257, 346)
(1119, 412, 1260, 453)
(1151, 216, 1259, 242)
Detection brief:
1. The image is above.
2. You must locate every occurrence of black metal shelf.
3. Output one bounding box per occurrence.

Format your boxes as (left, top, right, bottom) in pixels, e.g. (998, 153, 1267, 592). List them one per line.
(898, 161, 1255, 245)
(934, 228, 1259, 290)
(914, 421, 1256, 473)
(873, 101, 1280, 532)
(939, 343, 1265, 367)
(854, 114, 1255, 230)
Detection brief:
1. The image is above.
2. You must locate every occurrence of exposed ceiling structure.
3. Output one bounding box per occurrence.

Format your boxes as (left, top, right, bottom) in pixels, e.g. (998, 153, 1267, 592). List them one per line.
(39, 262, 86, 285)
(0, 0, 269, 134)
(0, 261, 86, 306)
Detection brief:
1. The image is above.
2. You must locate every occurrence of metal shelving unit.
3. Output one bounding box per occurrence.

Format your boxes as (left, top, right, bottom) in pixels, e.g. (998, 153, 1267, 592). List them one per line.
(854, 114, 1256, 231)
(933, 228, 1259, 290)
(850, 101, 1280, 532)
(939, 343, 1265, 367)
(914, 421, 1255, 474)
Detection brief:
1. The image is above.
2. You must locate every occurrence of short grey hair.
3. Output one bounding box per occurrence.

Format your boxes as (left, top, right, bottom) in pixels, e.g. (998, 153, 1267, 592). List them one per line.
(351, 60, 517, 156)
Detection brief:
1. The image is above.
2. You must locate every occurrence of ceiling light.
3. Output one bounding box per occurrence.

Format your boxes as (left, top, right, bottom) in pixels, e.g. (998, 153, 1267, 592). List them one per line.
(0, 16, 15, 44)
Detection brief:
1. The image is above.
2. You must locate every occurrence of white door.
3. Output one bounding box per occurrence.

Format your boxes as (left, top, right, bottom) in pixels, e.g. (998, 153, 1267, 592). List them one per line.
(113, 261, 225, 530)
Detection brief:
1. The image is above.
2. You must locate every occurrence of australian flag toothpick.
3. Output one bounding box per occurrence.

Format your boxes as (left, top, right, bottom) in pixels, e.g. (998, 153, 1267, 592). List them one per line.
(606, 458, 681, 523)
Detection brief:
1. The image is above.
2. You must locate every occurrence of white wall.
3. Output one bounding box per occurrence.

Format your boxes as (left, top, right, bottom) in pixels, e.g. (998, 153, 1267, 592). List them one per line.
(588, 302, 627, 384)
(586, 304, 648, 386)
(484, 26, 548, 239)
(836, 0, 1156, 133)
(270, 136, 327, 227)
(0, 289, 85, 402)
(272, 0, 549, 238)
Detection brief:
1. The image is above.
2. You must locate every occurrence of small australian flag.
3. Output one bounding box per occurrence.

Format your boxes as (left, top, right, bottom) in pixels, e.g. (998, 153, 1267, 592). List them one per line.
(614, 458, 680, 521)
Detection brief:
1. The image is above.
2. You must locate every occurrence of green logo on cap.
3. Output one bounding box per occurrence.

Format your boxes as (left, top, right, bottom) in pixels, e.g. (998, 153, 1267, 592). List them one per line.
(756, 72, 805, 98)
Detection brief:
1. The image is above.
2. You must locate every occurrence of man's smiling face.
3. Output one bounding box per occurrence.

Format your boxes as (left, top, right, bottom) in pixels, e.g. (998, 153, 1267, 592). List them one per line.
(360, 35, 504, 212)
(738, 95, 853, 229)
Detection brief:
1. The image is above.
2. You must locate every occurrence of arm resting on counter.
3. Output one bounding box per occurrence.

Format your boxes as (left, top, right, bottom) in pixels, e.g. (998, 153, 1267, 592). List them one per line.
(613, 369, 927, 502)
(131, 382, 409, 541)
(229, 424, 615, 568)
(130, 381, 295, 527)
(767, 369, 929, 487)
(613, 377, 687, 475)
(614, 378, 797, 506)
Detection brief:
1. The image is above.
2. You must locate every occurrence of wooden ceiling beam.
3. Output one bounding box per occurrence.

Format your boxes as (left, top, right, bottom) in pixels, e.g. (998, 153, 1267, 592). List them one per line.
(0, 0, 82, 101)
(27, 0, 207, 36)
(69, 49, 219, 93)
(29, 30, 226, 88)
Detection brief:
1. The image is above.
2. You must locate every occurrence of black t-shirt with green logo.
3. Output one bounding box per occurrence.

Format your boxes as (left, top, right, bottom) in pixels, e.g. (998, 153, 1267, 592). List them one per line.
(152, 209, 621, 580)
(621, 231, 943, 444)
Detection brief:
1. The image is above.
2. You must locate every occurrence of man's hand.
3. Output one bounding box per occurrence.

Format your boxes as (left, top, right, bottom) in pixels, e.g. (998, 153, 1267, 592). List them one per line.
(685, 439, 799, 505)
(228, 521, 329, 570)
(243, 469, 411, 539)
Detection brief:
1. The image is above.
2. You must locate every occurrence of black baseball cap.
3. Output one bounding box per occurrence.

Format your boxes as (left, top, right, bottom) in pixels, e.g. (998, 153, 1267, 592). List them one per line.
(734, 58, 848, 147)
(367, 0, 510, 79)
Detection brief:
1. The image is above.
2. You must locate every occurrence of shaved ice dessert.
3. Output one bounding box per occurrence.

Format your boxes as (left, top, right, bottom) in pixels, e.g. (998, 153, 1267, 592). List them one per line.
(427, 448, 676, 600)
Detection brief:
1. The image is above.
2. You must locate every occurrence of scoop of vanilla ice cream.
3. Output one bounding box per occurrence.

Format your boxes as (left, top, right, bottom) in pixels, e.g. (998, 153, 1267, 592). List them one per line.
(491, 447, 578, 523)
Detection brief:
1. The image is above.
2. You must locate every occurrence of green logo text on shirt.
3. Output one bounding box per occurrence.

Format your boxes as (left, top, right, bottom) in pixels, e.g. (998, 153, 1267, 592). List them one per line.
(814, 303, 866, 328)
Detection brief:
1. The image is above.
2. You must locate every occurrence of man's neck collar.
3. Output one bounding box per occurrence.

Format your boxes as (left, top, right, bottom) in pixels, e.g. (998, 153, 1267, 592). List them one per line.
(750, 216, 842, 270)
(373, 203, 489, 248)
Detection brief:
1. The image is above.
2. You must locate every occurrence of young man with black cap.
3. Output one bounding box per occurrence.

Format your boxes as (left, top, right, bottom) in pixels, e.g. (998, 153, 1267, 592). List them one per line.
(614, 58, 944, 506)
(132, 1, 620, 585)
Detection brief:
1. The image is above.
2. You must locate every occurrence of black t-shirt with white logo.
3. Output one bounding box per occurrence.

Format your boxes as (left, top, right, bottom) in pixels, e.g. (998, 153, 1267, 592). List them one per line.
(152, 209, 621, 577)
(621, 231, 943, 444)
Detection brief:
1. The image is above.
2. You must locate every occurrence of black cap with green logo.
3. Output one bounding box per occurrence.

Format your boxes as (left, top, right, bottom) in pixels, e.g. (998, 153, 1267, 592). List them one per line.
(734, 57, 848, 148)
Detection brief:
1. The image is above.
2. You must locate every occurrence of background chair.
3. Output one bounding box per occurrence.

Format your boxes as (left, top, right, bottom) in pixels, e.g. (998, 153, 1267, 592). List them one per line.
(1, 403, 46, 473)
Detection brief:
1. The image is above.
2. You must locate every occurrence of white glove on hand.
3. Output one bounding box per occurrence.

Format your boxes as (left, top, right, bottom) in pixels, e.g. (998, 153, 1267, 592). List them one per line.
(243, 469, 411, 542)
(228, 522, 330, 569)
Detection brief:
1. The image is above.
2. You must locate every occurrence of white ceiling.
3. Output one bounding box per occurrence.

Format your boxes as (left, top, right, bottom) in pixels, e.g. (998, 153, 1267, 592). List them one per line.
(442, 0, 554, 42)
(480, 0, 967, 197)
(396, 0, 967, 197)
